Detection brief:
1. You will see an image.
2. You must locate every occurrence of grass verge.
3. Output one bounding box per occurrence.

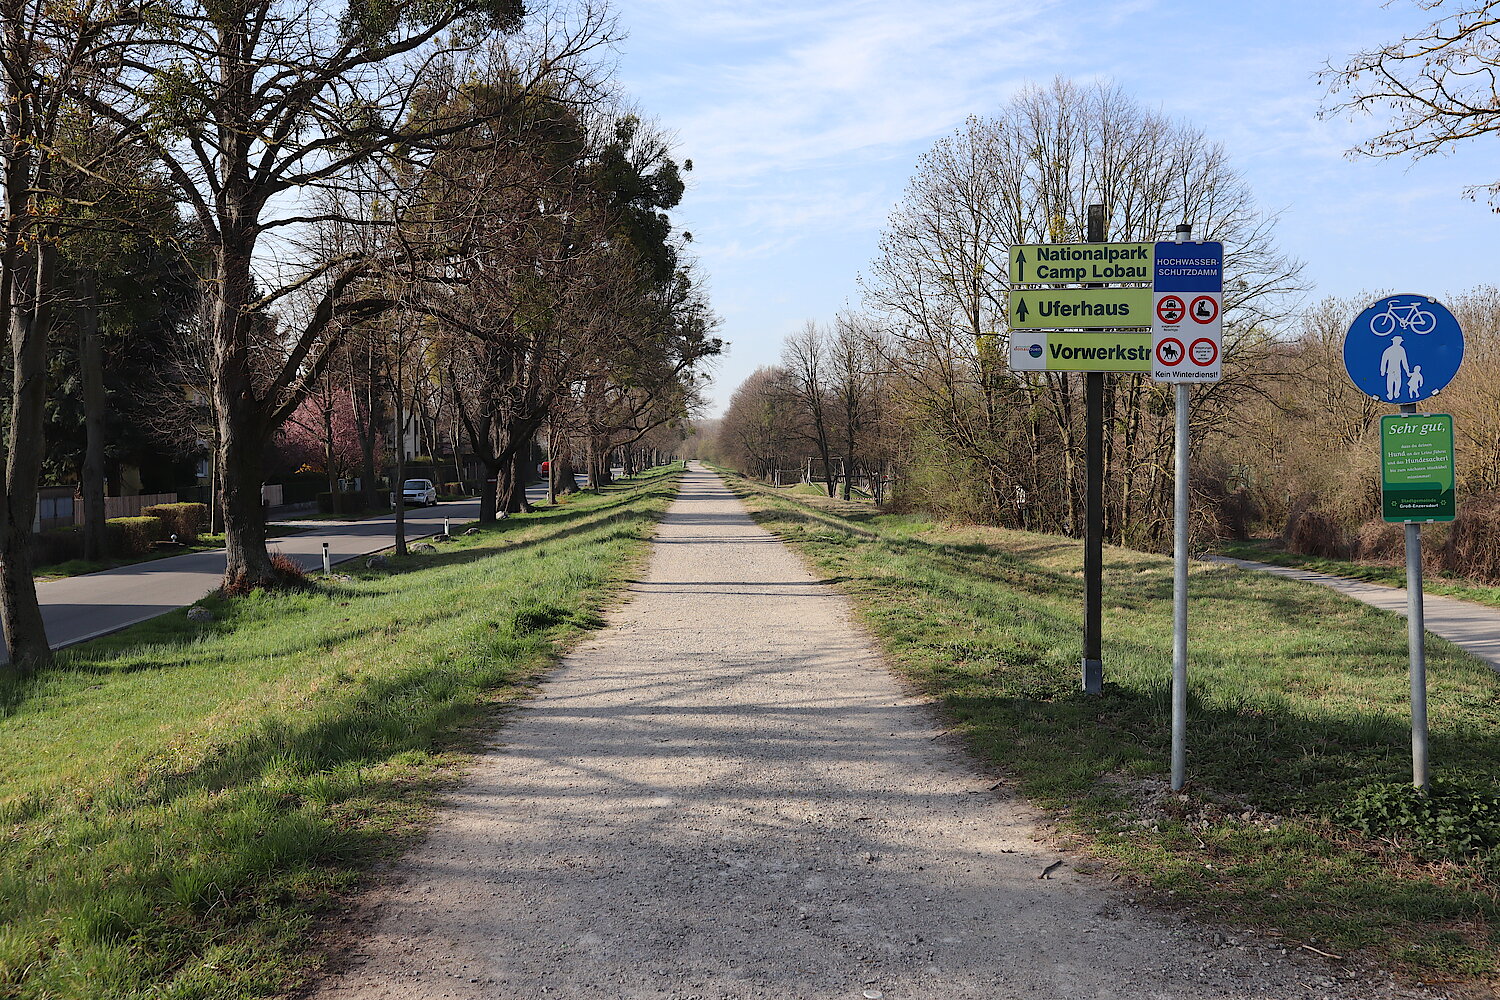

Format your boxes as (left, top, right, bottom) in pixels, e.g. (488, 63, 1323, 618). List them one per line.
(1214, 537, 1500, 610)
(722, 471, 1500, 987)
(0, 464, 681, 999)
(36, 527, 306, 582)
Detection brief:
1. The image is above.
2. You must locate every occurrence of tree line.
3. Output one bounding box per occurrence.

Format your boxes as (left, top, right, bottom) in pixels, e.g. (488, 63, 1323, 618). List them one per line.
(0, 0, 719, 675)
(712, 53, 1500, 580)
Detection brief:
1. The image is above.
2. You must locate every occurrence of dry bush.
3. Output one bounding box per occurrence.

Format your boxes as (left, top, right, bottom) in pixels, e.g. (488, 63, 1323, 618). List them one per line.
(1284, 508, 1350, 558)
(1353, 519, 1406, 564)
(1436, 497, 1500, 583)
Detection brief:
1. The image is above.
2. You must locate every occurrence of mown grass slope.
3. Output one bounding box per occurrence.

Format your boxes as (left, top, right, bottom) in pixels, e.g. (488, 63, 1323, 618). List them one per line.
(724, 472, 1500, 984)
(0, 466, 680, 999)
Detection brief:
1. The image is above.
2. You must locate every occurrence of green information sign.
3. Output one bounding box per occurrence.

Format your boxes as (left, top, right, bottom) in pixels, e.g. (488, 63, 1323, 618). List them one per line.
(1381, 413, 1456, 523)
(1010, 243, 1153, 285)
(1007, 331, 1151, 372)
(1009, 288, 1152, 330)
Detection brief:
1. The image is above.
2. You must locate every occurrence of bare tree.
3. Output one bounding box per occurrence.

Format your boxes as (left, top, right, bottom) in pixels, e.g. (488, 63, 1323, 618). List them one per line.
(1321, 2, 1500, 205)
(863, 78, 1304, 546)
(781, 323, 839, 496)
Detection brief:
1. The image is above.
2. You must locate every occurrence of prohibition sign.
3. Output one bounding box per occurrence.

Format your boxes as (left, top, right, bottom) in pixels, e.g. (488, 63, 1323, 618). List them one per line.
(1156, 337, 1185, 367)
(1189, 337, 1219, 366)
(1189, 295, 1219, 324)
(1156, 295, 1185, 324)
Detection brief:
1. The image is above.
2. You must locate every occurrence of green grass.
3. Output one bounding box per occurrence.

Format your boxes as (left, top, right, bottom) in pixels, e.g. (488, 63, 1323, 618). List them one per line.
(721, 472, 1500, 981)
(1215, 537, 1500, 610)
(36, 527, 306, 581)
(0, 464, 681, 998)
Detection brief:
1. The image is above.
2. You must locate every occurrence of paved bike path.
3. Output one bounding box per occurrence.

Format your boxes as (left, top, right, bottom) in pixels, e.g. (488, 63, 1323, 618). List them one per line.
(1209, 556, 1500, 670)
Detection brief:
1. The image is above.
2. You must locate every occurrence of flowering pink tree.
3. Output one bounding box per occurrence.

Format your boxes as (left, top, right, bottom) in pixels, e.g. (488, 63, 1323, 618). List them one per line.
(273, 389, 378, 500)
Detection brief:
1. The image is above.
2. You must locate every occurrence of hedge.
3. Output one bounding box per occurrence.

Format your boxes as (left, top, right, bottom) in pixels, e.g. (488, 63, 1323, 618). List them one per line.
(106, 516, 167, 556)
(142, 503, 209, 543)
(316, 491, 369, 515)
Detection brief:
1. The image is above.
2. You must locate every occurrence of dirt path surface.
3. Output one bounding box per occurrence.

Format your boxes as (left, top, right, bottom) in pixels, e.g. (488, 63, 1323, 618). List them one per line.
(310, 466, 1432, 1000)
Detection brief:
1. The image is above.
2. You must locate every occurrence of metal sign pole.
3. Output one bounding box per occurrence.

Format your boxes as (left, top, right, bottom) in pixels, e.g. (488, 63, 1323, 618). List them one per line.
(1081, 203, 1106, 694)
(1169, 227, 1191, 791)
(1400, 402, 1430, 789)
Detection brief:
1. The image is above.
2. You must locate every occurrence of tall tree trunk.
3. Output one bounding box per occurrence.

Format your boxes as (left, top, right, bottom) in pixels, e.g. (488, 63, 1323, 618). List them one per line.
(214, 244, 278, 590)
(392, 376, 407, 555)
(0, 244, 56, 674)
(322, 398, 337, 513)
(478, 458, 500, 523)
(78, 269, 108, 561)
(505, 445, 533, 514)
(553, 448, 579, 496)
(351, 353, 381, 510)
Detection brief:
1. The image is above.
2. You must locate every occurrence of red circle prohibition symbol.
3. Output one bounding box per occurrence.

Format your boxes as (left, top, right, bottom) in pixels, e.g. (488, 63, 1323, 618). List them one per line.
(1189, 337, 1219, 366)
(1156, 295, 1185, 324)
(1189, 295, 1219, 324)
(1155, 337, 1185, 367)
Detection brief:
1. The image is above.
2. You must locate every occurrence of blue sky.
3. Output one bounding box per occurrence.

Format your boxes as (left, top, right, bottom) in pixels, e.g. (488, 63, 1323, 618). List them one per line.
(613, 0, 1500, 415)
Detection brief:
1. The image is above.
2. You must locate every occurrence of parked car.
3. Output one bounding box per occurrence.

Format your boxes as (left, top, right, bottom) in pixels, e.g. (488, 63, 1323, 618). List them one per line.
(391, 478, 437, 507)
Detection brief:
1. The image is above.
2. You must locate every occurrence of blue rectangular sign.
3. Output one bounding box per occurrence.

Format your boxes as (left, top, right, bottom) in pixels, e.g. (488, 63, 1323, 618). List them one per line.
(1153, 242, 1223, 293)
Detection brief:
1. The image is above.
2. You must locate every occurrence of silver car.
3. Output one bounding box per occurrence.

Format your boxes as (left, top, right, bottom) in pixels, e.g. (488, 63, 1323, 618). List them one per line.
(393, 478, 437, 507)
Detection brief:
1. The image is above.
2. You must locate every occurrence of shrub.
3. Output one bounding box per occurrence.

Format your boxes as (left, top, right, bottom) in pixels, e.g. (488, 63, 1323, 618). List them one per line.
(269, 552, 308, 587)
(1341, 777, 1500, 859)
(33, 526, 84, 566)
(315, 491, 369, 515)
(1436, 496, 1500, 583)
(1353, 518, 1405, 564)
(1283, 508, 1349, 558)
(106, 516, 167, 556)
(142, 503, 209, 543)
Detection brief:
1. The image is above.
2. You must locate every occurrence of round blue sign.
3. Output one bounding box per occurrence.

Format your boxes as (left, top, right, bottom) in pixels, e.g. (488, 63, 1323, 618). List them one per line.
(1343, 294, 1464, 404)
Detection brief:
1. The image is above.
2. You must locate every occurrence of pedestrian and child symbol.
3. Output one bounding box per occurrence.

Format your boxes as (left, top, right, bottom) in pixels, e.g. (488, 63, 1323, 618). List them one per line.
(1343, 294, 1464, 407)
(1378, 337, 1424, 401)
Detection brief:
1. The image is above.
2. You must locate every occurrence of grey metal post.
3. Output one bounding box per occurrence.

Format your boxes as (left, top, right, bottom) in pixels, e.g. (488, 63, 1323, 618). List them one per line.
(1170, 224, 1192, 791)
(1399, 401, 1430, 789)
(1082, 202, 1106, 694)
(321, 541, 331, 576)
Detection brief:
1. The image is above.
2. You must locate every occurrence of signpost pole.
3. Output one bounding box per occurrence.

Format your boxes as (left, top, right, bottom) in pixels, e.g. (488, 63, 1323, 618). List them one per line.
(1082, 203, 1105, 695)
(1399, 401, 1431, 790)
(1170, 224, 1192, 791)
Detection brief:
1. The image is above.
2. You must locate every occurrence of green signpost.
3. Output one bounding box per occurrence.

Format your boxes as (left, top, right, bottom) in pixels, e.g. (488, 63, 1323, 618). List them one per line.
(1009, 287, 1152, 330)
(1381, 413, 1456, 523)
(1010, 243, 1153, 284)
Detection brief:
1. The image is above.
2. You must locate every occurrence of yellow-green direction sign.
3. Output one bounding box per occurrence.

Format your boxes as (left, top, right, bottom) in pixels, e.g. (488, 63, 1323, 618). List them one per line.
(1010, 287, 1152, 330)
(1008, 331, 1151, 372)
(1010, 243, 1152, 285)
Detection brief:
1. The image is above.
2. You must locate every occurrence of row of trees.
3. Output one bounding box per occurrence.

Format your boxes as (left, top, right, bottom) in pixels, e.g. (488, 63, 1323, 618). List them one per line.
(716, 78, 1301, 542)
(0, 0, 718, 675)
(718, 0, 1500, 569)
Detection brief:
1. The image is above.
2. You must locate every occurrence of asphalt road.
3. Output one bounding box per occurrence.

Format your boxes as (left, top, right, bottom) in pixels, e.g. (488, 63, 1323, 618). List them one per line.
(29, 481, 571, 652)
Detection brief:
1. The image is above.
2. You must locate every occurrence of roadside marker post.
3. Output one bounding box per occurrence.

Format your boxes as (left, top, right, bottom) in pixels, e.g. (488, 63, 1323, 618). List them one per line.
(1343, 295, 1466, 790)
(322, 541, 331, 576)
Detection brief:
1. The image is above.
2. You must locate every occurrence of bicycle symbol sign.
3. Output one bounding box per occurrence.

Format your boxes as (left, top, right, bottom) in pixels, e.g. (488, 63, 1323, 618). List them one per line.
(1343, 294, 1464, 405)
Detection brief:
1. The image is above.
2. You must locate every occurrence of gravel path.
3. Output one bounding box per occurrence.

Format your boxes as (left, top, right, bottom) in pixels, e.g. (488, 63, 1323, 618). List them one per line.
(309, 466, 1435, 1000)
